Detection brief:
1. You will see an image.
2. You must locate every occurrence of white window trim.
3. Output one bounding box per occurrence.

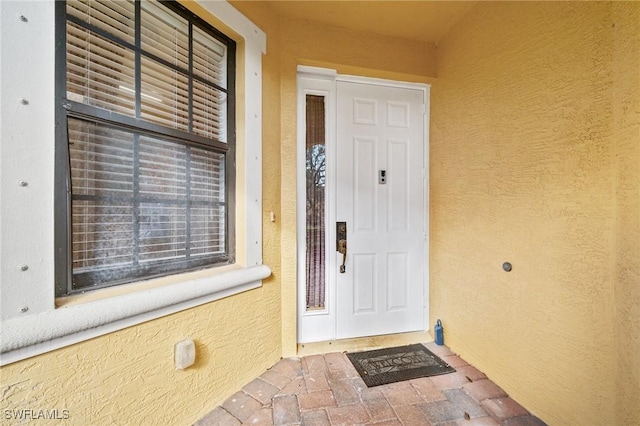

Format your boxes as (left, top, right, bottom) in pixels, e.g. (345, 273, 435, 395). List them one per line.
(0, 0, 268, 366)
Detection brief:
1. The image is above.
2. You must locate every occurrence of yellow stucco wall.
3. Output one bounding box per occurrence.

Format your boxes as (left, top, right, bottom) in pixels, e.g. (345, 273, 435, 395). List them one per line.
(613, 3, 640, 425)
(2, 289, 281, 424)
(1, 2, 285, 425)
(431, 2, 639, 425)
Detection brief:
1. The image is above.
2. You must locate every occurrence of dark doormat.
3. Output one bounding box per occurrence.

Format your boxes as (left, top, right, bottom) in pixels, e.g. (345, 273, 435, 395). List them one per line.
(346, 343, 456, 387)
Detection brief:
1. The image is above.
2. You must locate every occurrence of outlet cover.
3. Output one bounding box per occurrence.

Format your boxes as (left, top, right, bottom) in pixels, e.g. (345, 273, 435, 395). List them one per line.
(175, 339, 196, 370)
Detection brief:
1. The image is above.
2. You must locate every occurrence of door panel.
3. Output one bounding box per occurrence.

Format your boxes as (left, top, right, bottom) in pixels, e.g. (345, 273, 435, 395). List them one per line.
(353, 253, 376, 312)
(388, 139, 409, 231)
(387, 252, 408, 310)
(336, 81, 425, 339)
(354, 137, 376, 231)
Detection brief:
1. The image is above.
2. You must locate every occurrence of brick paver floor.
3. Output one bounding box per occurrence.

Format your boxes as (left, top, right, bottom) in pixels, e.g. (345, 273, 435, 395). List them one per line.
(195, 342, 547, 426)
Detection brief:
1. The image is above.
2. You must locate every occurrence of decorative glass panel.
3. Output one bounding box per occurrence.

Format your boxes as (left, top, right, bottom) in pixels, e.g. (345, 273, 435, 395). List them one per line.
(306, 95, 326, 309)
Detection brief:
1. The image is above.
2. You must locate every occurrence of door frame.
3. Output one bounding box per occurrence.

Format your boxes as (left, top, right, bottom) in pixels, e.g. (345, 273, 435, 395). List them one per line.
(296, 66, 431, 344)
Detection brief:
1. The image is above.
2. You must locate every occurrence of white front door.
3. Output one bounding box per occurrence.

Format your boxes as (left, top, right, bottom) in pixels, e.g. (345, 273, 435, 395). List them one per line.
(297, 69, 428, 343)
(335, 81, 425, 339)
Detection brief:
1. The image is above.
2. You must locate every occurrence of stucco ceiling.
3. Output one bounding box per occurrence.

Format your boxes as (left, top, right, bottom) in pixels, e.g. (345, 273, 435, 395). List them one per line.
(266, 1, 477, 43)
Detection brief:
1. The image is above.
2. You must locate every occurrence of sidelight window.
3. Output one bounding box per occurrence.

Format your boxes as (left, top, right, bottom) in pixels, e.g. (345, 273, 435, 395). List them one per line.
(305, 95, 326, 309)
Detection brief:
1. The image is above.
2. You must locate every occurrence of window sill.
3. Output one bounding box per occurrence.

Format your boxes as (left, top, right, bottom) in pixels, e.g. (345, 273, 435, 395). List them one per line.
(0, 264, 271, 366)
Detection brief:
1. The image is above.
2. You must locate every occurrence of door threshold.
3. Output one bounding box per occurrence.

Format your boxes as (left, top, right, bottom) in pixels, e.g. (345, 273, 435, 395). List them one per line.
(297, 330, 432, 357)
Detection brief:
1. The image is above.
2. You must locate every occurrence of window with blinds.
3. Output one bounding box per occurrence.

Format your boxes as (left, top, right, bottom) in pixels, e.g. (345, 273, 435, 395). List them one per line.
(56, 0, 236, 294)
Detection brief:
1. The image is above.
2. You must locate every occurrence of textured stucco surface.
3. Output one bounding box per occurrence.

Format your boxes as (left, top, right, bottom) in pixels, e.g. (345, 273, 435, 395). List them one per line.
(278, 16, 438, 82)
(1, 288, 282, 424)
(1, 2, 284, 425)
(612, 3, 640, 424)
(431, 2, 638, 425)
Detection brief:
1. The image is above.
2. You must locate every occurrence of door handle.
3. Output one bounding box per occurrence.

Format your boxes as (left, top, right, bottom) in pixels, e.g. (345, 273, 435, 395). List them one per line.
(338, 239, 347, 273)
(337, 222, 347, 273)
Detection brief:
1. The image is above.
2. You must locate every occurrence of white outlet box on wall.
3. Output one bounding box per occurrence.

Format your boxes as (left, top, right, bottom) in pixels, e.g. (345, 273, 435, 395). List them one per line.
(175, 340, 196, 370)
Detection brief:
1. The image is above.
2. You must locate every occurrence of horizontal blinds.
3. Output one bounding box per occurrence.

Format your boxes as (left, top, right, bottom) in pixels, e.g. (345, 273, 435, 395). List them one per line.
(193, 80, 226, 141)
(67, 0, 135, 45)
(140, 56, 190, 131)
(191, 148, 225, 202)
(66, 21, 136, 116)
(65, 0, 233, 290)
(193, 26, 226, 88)
(138, 136, 187, 200)
(67, 0, 228, 143)
(192, 27, 227, 142)
(70, 119, 135, 271)
(190, 148, 226, 256)
(141, 1, 189, 69)
(69, 119, 135, 197)
(69, 117, 226, 284)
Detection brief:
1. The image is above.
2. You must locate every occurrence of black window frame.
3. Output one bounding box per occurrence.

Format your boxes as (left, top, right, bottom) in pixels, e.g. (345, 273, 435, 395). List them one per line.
(55, 0, 237, 296)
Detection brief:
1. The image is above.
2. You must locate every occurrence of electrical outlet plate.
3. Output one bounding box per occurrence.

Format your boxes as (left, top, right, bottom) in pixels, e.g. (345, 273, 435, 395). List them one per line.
(175, 339, 196, 370)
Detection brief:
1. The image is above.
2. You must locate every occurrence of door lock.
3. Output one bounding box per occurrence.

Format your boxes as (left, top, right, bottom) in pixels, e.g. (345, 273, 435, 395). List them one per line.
(337, 222, 347, 273)
(338, 239, 347, 273)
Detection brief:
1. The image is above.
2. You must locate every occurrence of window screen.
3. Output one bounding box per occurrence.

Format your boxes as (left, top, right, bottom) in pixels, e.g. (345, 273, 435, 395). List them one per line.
(56, 0, 236, 294)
